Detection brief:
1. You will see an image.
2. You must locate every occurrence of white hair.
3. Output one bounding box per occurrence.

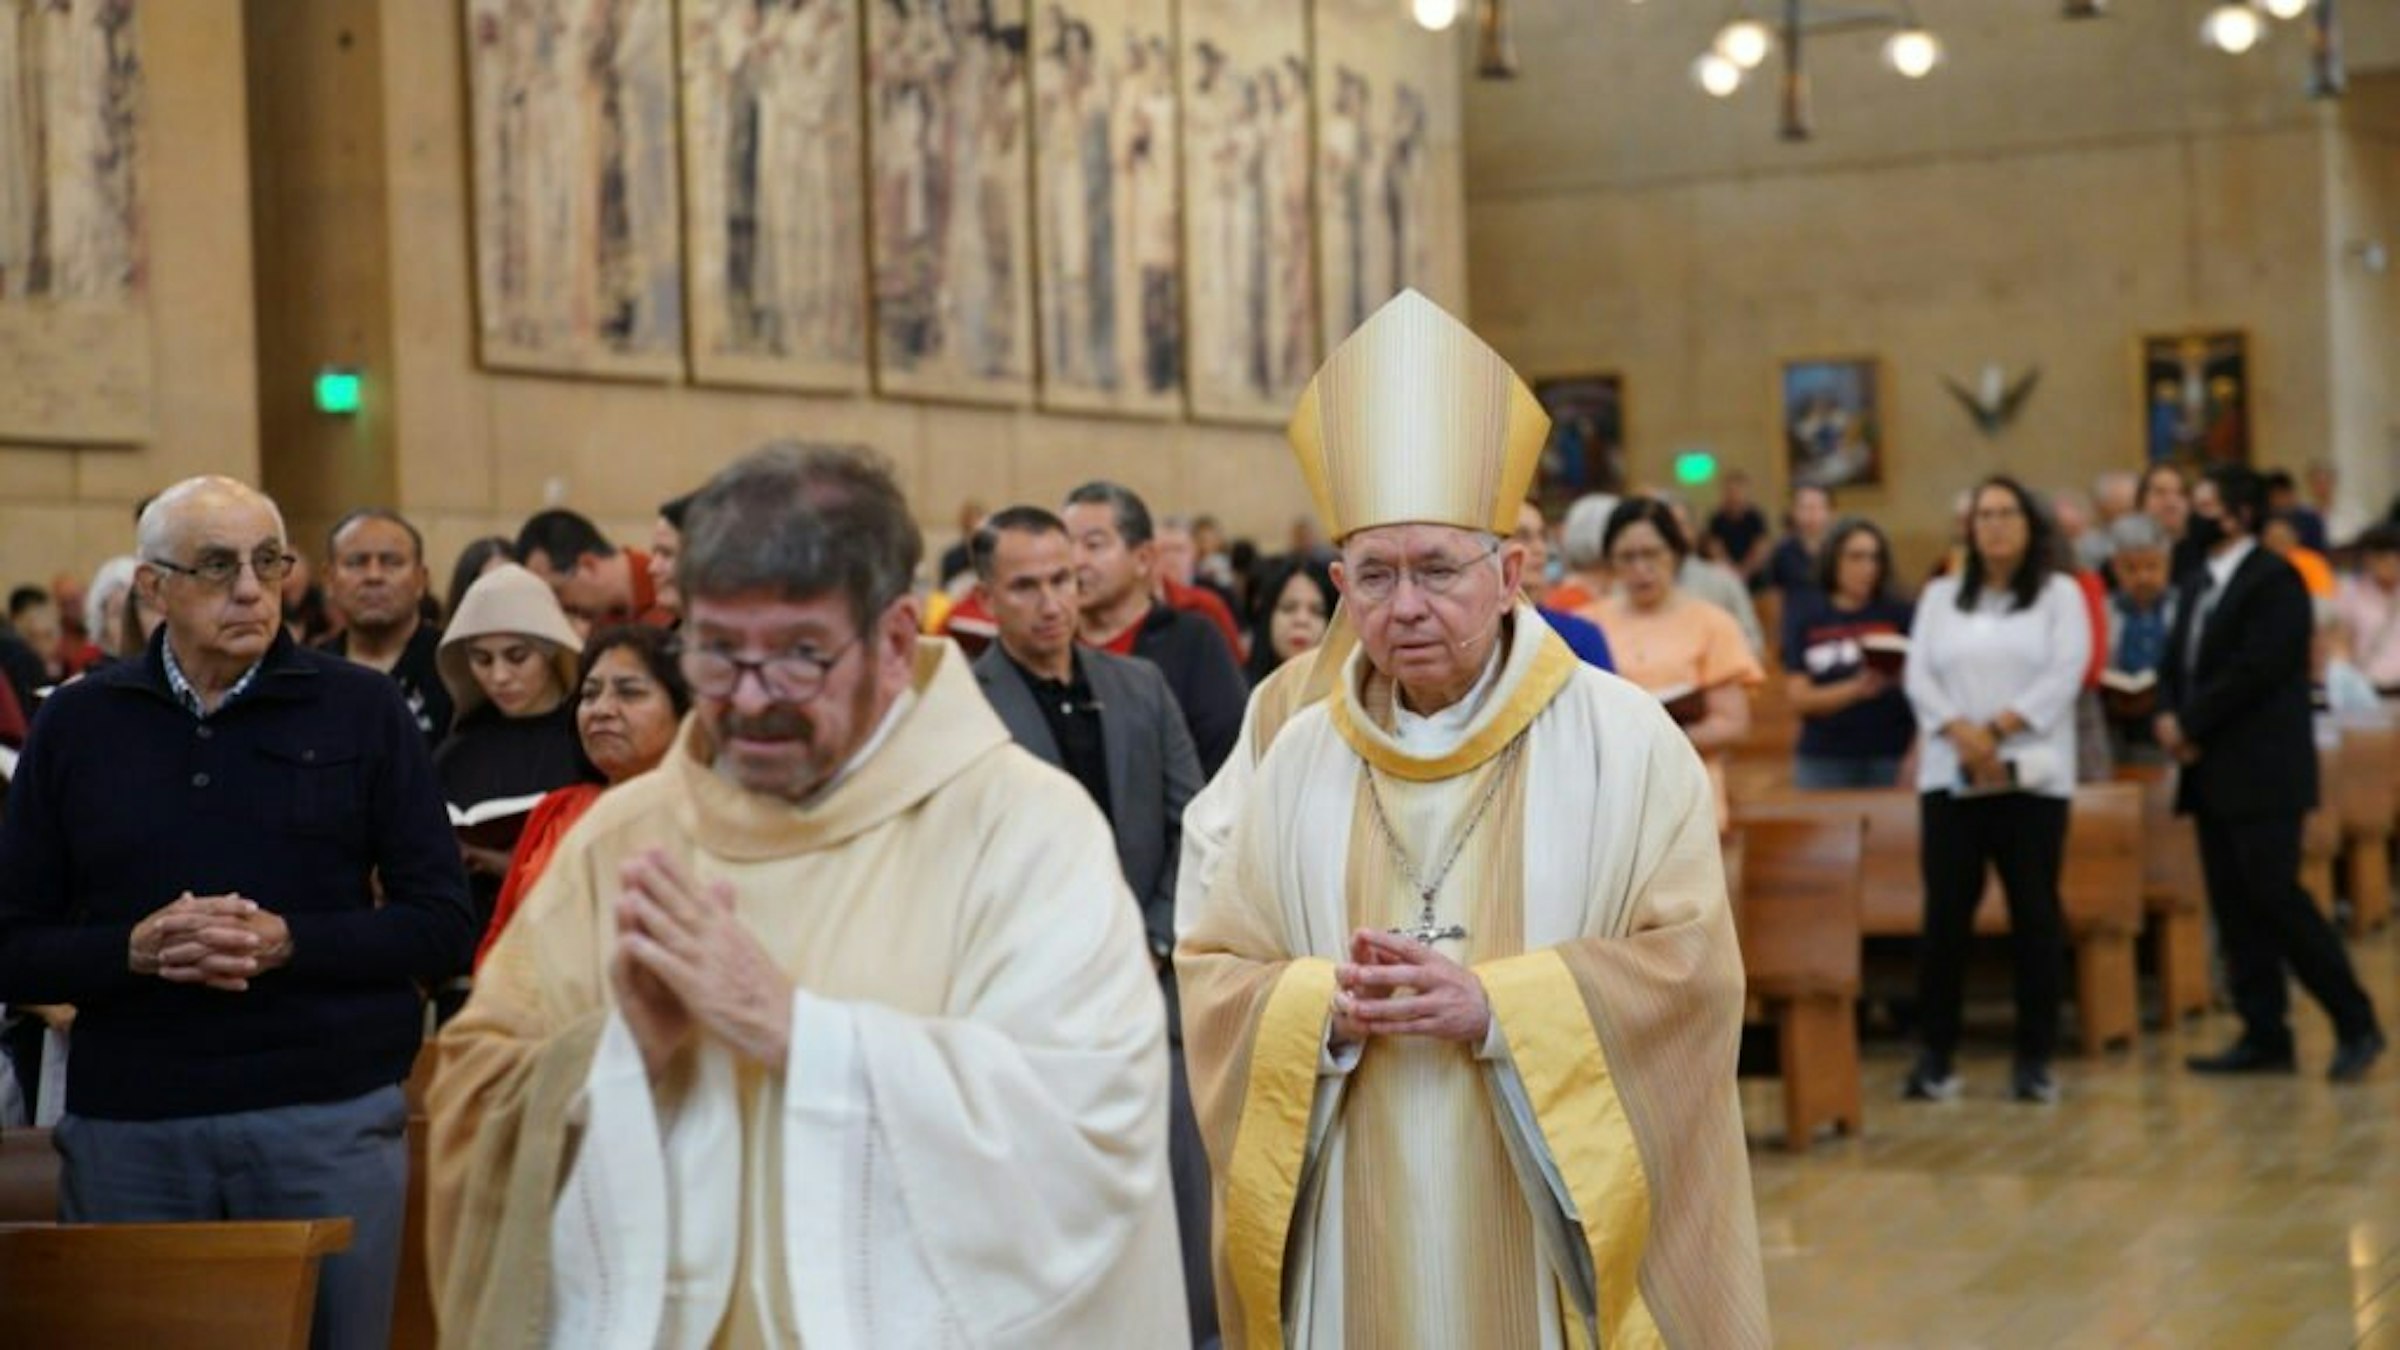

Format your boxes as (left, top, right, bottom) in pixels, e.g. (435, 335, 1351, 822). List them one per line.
(135, 476, 287, 564)
(85, 555, 137, 642)
(1560, 494, 1621, 569)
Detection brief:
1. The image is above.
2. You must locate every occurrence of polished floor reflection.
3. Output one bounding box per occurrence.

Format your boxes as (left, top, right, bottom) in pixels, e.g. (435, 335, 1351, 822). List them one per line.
(1747, 928, 2400, 1348)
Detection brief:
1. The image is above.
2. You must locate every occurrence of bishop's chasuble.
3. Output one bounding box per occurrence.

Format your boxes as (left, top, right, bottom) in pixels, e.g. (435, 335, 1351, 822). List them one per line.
(428, 640, 1186, 1348)
(1179, 606, 1769, 1349)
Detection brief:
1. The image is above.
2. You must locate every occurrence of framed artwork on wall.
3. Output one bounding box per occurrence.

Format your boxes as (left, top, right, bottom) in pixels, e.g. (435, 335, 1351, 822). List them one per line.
(1782, 357, 1883, 490)
(863, 0, 1036, 406)
(677, 0, 869, 393)
(2140, 330, 2250, 468)
(465, 0, 686, 381)
(1030, 0, 1180, 418)
(1530, 374, 1627, 513)
(1180, 0, 1313, 426)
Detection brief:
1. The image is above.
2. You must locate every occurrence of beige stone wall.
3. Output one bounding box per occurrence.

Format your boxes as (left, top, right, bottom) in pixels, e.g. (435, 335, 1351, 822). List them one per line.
(2327, 74, 2400, 533)
(0, 1, 257, 599)
(1467, 1, 2388, 576)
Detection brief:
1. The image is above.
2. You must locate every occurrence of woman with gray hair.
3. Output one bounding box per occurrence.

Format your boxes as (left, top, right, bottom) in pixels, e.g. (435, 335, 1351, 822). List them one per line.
(1543, 492, 1617, 611)
(82, 555, 161, 663)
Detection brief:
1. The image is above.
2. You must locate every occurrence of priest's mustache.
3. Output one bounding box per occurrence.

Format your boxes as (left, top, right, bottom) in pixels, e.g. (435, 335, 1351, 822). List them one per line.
(720, 709, 813, 742)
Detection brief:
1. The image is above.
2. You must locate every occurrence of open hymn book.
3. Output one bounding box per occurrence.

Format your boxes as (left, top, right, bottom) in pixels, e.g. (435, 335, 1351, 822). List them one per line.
(1859, 633, 1910, 677)
(448, 792, 546, 851)
(2099, 667, 2159, 719)
(1650, 683, 1710, 727)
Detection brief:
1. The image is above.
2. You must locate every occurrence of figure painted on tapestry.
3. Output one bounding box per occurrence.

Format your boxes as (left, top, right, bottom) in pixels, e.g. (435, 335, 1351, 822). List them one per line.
(683, 0, 865, 387)
(1321, 68, 1371, 339)
(1181, 0, 1312, 423)
(1032, 2, 1175, 413)
(470, 0, 683, 374)
(869, 0, 1033, 401)
(0, 0, 143, 302)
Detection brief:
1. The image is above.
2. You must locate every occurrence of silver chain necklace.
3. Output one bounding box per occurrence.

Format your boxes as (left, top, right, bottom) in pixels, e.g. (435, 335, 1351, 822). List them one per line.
(1360, 736, 1523, 946)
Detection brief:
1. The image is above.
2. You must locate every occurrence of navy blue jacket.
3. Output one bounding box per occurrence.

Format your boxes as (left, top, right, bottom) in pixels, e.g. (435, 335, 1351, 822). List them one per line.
(0, 631, 474, 1120)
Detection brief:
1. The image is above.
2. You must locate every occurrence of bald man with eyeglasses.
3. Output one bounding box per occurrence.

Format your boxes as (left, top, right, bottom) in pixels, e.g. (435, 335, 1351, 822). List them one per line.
(0, 475, 475, 1350)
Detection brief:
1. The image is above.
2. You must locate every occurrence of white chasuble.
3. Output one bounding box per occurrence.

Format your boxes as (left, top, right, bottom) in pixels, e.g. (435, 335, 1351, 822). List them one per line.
(1178, 605, 1770, 1349)
(429, 641, 1186, 1348)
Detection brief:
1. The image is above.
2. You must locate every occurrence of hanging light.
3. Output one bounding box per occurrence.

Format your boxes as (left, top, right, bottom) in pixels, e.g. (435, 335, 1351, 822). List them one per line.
(1714, 19, 1775, 70)
(2201, 3, 2264, 52)
(2259, 0, 2310, 19)
(1694, 51, 1745, 97)
(1883, 27, 1943, 78)
(1411, 0, 1462, 32)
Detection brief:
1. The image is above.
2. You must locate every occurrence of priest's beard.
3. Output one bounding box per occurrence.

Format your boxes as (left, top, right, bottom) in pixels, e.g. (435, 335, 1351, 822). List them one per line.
(712, 676, 880, 803)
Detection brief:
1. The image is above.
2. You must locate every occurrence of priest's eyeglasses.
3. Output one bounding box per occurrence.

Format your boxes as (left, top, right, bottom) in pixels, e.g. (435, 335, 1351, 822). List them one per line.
(678, 634, 861, 702)
(146, 549, 299, 590)
(1344, 540, 1503, 606)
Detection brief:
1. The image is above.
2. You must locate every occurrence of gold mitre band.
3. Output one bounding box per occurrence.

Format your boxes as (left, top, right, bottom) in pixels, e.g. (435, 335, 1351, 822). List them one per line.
(1286, 289, 1550, 542)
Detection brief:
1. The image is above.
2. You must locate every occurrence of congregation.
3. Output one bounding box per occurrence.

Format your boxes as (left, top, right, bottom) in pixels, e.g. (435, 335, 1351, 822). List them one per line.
(3, 442, 2396, 1344)
(3, 302, 2400, 1350)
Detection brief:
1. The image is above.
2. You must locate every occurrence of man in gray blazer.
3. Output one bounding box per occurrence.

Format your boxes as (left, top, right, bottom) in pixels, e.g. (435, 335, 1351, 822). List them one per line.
(968, 507, 1216, 1346)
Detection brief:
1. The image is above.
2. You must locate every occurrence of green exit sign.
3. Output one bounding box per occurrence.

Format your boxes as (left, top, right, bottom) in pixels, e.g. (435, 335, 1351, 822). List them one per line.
(1673, 449, 1719, 487)
(314, 367, 362, 416)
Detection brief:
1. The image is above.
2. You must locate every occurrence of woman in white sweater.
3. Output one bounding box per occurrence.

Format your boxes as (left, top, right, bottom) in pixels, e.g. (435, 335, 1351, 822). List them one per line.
(1903, 476, 2091, 1105)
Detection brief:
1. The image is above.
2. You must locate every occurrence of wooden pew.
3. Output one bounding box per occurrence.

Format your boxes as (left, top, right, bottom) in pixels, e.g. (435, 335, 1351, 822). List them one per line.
(1736, 782, 2145, 1056)
(0, 1218, 351, 1349)
(2302, 737, 2345, 922)
(2118, 765, 2212, 1023)
(0, 1127, 58, 1223)
(392, 1044, 441, 1350)
(1733, 816, 1866, 1149)
(2335, 718, 2395, 936)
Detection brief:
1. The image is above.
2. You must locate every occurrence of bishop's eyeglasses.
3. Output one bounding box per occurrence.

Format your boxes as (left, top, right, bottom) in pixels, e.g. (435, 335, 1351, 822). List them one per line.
(146, 548, 300, 590)
(1343, 540, 1503, 606)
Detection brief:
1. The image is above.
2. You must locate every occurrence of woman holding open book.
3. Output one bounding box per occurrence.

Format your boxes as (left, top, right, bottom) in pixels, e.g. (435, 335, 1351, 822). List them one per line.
(473, 625, 691, 969)
(1782, 518, 1916, 789)
(1902, 476, 2091, 1107)
(433, 564, 592, 938)
(1583, 497, 1763, 825)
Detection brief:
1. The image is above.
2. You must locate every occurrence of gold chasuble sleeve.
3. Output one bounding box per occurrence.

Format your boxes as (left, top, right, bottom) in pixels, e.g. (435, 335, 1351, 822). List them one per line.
(1480, 726, 1768, 1350)
(425, 819, 616, 1350)
(1178, 787, 1342, 1350)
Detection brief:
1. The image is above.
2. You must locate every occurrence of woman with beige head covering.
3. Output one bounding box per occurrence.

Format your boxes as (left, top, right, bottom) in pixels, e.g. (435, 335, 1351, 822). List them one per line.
(432, 564, 594, 964)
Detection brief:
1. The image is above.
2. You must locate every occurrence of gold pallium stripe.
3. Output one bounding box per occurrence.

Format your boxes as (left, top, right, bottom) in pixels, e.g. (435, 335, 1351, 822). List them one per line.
(1329, 626, 1579, 783)
(1339, 755, 1542, 1346)
(1479, 950, 1665, 1348)
(1223, 957, 1337, 1350)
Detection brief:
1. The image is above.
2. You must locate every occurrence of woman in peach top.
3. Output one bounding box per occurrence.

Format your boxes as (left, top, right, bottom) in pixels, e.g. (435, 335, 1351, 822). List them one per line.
(1581, 497, 1764, 824)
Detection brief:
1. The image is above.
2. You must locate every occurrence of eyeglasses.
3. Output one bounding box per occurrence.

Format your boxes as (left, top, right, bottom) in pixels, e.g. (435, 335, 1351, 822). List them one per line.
(147, 549, 298, 589)
(1345, 540, 1502, 606)
(678, 633, 860, 702)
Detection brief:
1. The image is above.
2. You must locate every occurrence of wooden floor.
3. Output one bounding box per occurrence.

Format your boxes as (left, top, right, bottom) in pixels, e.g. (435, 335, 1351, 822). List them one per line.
(1746, 926, 2400, 1349)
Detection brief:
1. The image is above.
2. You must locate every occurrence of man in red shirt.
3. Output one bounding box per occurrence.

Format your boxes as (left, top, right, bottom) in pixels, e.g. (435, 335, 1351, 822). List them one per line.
(514, 508, 675, 630)
(1064, 482, 1246, 776)
(1152, 515, 1243, 657)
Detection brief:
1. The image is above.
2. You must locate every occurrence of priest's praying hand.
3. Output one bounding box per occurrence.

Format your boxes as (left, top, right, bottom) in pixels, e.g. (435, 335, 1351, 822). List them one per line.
(610, 849, 793, 1079)
(1332, 928, 1491, 1045)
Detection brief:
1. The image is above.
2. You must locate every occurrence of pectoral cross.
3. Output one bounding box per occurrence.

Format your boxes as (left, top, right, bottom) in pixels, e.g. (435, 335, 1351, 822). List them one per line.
(1391, 890, 1468, 946)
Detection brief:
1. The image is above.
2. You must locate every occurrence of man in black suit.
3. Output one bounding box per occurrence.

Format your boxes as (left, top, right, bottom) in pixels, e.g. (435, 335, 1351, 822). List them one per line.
(968, 506, 1217, 1347)
(2158, 465, 2383, 1081)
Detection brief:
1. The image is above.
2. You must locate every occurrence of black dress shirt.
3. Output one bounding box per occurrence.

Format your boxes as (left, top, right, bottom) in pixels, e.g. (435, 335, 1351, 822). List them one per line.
(1010, 651, 1113, 824)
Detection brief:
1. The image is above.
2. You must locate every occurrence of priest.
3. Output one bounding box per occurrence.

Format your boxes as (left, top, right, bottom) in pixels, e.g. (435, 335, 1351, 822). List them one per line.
(1178, 292, 1769, 1349)
(428, 444, 1185, 1347)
